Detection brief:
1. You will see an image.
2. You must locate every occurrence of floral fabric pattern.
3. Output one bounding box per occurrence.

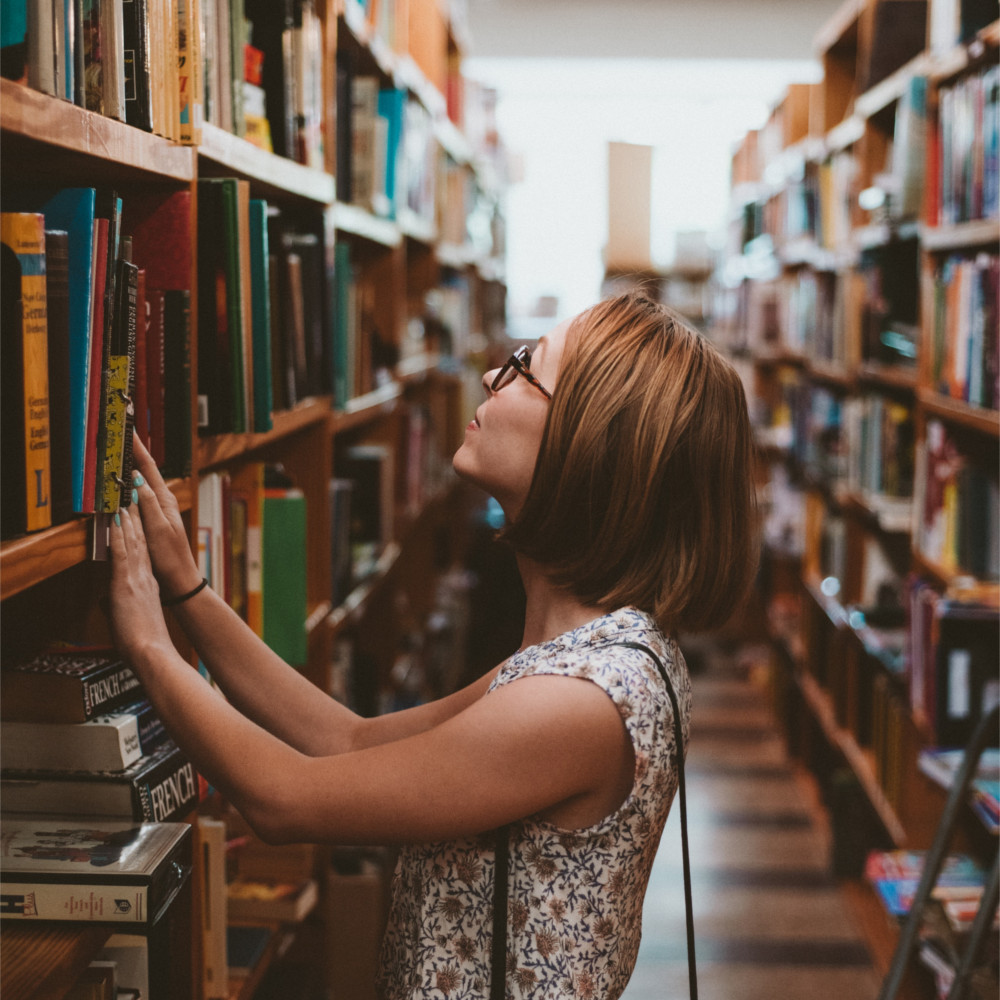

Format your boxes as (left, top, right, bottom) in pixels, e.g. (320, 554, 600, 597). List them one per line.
(377, 607, 691, 999)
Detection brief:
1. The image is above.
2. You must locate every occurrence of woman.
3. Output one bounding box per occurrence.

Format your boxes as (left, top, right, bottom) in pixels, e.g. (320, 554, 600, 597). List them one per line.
(109, 291, 758, 998)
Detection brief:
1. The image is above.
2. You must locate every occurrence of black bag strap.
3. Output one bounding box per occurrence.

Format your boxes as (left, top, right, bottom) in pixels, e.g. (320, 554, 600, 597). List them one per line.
(490, 640, 698, 1000)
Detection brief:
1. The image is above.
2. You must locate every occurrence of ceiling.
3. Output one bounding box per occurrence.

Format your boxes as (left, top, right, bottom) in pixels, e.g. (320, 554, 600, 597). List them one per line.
(464, 0, 849, 61)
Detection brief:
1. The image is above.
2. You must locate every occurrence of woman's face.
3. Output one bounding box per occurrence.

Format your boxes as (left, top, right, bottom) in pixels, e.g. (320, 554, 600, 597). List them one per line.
(453, 318, 571, 516)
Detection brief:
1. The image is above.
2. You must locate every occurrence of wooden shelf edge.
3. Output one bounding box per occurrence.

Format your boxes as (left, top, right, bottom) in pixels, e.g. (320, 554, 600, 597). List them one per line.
(797, 670, 909, 845)
(196, 400, 333, 471)
(0, 479, 192, 600)
(921, 218, 1000, 252)
(0, 921, 113, 1000)
(0, 79, 195, 182)
(916, 389, 1000, 437)
(198, 124, 335, 205)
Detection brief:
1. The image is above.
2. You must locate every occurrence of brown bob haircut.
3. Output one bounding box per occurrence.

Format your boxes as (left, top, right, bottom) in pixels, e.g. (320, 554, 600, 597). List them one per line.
(501, 291, 759, 635)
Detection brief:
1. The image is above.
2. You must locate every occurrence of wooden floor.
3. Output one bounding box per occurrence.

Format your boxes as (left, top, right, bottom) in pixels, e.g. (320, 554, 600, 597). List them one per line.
(622, 639, 881, 1000)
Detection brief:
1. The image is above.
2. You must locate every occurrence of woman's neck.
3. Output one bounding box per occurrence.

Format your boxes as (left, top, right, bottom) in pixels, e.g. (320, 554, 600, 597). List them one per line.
(516, 554, 608, 651)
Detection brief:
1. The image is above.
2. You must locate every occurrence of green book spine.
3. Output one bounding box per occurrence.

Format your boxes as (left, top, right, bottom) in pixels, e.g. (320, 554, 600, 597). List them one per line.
(262, 488, 308, 666)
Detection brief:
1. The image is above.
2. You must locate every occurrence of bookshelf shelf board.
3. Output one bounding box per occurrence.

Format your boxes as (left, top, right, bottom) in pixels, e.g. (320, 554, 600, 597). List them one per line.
(197, 124, 335, 205)
(333, 382, 405, 433)
(327, 541, 402, 637)
(435, 116, 473, 166)
(436, 242, 480, 270)
(306, 599, 334, 637)
(0, 79, 195, 183)
(797, 670, 908, 845)
(916, 389, 1000, 437)
(930, 20, 1000, 82)
(0, 922, 112, 1000)
(857, 362, 919, 393)
(333, 202, 402, 247)
(0, 479, 192, 601)
(808, 361, 855, 391)
(853, 53, 933, 120)
(824, 114, 865, 154)
(911, 549, 1000, 604)
(804, 574, 851, 629)
(920, 219, 1000, 252)
(398, 207, 438, 245)
(396, 353, 442, 382)
(196, 399, 333, 472)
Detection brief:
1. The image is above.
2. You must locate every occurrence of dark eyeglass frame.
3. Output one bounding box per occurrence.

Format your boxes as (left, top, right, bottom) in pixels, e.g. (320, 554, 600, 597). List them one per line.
(491, 345, 552, 400)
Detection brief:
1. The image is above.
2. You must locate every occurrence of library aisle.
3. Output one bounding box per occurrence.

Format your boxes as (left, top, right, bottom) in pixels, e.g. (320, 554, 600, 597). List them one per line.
(623, 639, 881, 1000)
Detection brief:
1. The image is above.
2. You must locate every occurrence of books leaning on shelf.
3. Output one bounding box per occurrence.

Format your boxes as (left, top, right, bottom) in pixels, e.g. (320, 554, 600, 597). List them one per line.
(0, 0, 203, 142)
(227, 875, 319, 924)
(0, 818, 191, 925)
(865, 848, 988, 918)
(919, 746, 1000, 832)
(1, 739, 200, 823)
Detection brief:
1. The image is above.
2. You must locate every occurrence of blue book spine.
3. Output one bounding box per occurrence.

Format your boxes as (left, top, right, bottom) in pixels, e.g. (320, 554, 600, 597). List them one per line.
(40, 188, 97, 513)
(249, 199, 273, 433)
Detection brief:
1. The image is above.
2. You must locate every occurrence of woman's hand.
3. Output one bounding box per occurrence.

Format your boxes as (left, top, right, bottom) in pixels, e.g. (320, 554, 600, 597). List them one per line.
(108, 504, 175, 667)
(130, 434, 202, 600)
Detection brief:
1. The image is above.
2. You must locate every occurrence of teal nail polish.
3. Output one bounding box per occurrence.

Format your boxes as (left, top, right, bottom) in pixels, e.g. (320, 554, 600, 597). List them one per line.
(131, 488, 139, 505)
(133, 473, 144, 486)
(114, 512, 121, 526)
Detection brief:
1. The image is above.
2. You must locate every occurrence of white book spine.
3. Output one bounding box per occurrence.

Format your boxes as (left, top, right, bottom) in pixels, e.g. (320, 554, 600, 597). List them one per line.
(0, 882, 149, 921)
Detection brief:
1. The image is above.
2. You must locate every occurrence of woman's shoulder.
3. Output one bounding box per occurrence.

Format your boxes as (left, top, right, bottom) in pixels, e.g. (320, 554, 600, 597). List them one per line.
(497, 607, 679, 688)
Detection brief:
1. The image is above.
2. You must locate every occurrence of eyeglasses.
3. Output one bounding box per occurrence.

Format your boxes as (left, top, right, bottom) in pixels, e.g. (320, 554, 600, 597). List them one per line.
(491, 346, 552, 400)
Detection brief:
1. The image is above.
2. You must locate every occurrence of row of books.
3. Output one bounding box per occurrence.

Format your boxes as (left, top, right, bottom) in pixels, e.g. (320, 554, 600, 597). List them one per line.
(236, 0, 324, 166)
(919, 746, 1000, 833)
(199, 465, 308, 666)
(0, 189, 192, 542)
(865, 847, 989, 925)
(931, 61, 1000, 228)
(907, 576, 999, 748)
(337, 56, 437, 228)
(0, 0, 199, 141)
(928, 252, 999, 411)
(914, 418, 1000, 580)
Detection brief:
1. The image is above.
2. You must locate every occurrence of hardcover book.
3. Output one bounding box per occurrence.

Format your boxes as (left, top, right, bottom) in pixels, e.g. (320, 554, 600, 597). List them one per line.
(0, 211, 52, 537)
(0, 698, 167, 772)
(0, 818, 191, 926)
(1, 739, 199, 823)
(44, 227, 74, 525)
(1, 650, 141, 723)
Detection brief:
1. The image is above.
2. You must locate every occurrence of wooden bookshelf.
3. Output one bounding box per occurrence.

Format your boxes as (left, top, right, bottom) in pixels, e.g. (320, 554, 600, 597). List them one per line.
(726, 6, 1000, 994)
(0, 0, 508, 993)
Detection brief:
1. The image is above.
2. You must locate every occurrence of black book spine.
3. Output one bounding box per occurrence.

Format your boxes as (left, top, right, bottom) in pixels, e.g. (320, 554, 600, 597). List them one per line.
(122, 0, 152, 131)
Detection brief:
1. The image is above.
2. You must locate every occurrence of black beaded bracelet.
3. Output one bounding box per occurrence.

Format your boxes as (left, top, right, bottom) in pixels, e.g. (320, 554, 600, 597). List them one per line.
(161, 578, 209, 607)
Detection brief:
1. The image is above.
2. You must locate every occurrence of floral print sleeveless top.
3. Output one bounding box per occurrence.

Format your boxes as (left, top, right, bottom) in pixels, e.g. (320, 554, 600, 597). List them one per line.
(377, 607, 691, 999)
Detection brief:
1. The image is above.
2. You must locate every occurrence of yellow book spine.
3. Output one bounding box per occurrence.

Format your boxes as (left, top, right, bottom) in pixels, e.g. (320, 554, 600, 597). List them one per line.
(1, 213, 52, 533)
(99, 355, 130, 513)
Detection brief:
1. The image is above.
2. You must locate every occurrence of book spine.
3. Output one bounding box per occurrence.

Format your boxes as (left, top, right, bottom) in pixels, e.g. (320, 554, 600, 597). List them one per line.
(0, 212, 52, 535)
(82, 661, 142, 717)
(121, 0, 151, 131)
(118, 260, 139, 506)
(44, 229, 73, 525)
(136, 748, 199, 822)
(0, 882, 149, 922)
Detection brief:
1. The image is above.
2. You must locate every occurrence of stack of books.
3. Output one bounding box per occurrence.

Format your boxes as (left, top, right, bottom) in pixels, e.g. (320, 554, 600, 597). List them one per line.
(0, 648, 200, 824)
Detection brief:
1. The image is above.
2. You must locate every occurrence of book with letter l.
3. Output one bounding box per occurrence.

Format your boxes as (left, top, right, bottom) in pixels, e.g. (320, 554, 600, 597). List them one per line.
(0, 211, 52, 537)
(1, 739, 200, 823)
(0, 818, 191, 926)
(1, 650, 141, 723)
